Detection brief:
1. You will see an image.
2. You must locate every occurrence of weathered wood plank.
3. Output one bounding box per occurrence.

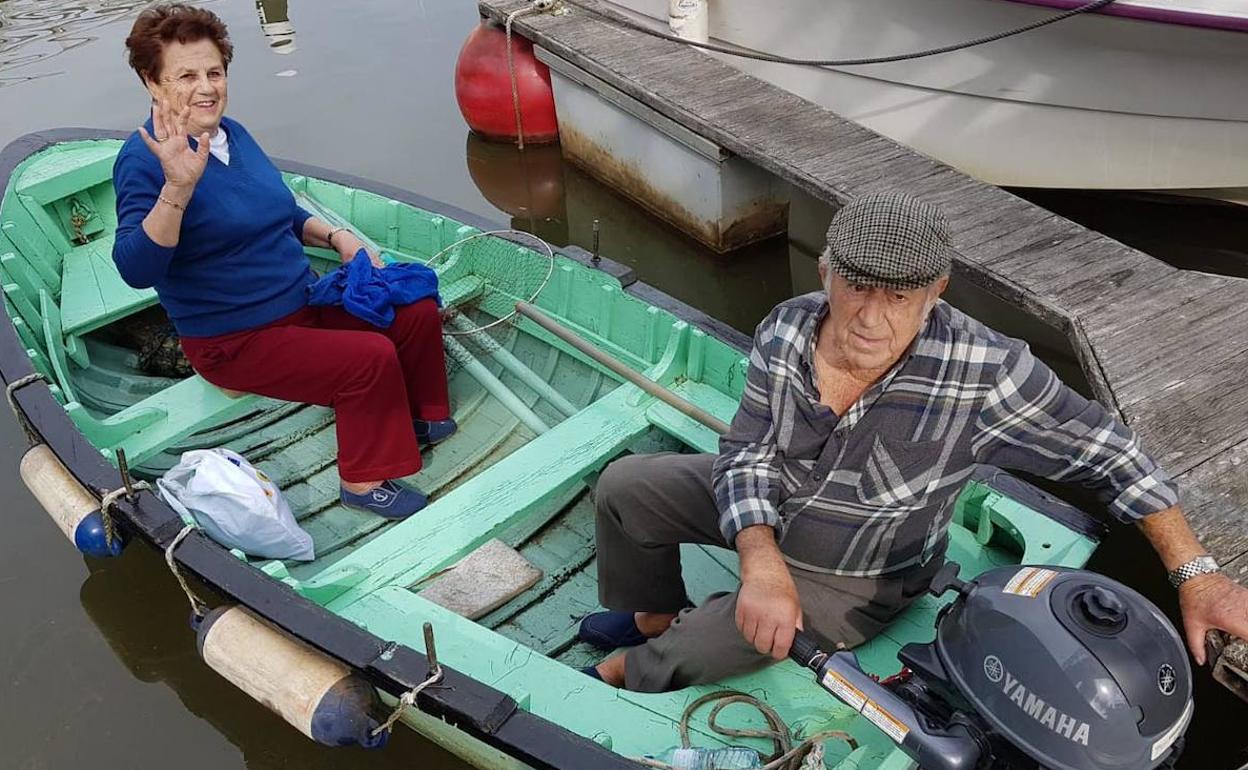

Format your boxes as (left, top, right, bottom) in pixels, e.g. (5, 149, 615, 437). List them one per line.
(1174, 441, 1248, 565)
(1095, 282, 1248, 407)
(1124, 348, 1248, 475)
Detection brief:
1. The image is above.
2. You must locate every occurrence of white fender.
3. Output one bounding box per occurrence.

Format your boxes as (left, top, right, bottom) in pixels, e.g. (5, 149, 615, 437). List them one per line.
(197, 605, 386, 748)
(20, 444, 121, 557)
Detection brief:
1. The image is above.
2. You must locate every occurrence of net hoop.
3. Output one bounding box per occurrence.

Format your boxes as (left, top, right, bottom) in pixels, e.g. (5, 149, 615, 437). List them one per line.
(427, 229, 556, 336)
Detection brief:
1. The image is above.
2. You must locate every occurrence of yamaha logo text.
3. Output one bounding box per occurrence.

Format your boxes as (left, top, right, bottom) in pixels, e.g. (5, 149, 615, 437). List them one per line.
(983, 655, 1091, 746)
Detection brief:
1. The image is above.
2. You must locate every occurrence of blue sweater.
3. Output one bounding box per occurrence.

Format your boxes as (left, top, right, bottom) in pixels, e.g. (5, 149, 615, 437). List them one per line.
(112, 116, 314, 337)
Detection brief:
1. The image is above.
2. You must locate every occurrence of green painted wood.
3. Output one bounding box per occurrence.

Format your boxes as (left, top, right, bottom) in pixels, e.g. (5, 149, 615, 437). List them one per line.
(112, 378, 263, 466)
(19, 192, 74, 254)
(59, 234, 159, 335)
(38, 289, 77, 404)
(1, 221, 61, 292)
(324, 385, 654, 611)
(12, 141, 119, 205)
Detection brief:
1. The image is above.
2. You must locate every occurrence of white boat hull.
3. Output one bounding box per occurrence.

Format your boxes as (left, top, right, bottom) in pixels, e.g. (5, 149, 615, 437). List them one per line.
(603, 0, 1248, 197)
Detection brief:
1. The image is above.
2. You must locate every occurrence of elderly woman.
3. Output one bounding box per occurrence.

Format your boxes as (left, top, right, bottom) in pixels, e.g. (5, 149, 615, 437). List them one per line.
(113, 4, 452, 520)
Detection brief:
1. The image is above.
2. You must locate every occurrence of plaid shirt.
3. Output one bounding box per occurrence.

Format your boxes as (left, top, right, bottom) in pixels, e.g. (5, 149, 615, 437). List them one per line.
(713, 293, 1178, 577)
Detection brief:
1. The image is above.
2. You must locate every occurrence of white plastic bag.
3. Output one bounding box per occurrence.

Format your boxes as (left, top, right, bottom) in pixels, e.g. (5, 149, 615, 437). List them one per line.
(156, 448, 315, 561)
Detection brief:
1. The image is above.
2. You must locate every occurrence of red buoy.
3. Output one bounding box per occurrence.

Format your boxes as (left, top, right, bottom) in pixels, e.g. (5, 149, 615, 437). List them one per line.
(454, 21, 559, 146)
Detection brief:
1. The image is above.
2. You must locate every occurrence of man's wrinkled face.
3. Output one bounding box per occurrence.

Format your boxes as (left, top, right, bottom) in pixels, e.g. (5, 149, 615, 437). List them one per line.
(820, 266, 948, 373)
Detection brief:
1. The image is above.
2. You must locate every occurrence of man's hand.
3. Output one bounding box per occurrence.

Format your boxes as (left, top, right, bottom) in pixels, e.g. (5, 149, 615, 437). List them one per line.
(734, 525, 803, 660)
(1178, 573, 1248, 665)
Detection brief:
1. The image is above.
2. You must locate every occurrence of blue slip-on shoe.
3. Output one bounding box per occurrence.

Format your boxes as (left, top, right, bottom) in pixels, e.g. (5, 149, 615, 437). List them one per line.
(340, 480, 428, 520)
(414, 417, 458, 446)
(578, 610, 648, 649)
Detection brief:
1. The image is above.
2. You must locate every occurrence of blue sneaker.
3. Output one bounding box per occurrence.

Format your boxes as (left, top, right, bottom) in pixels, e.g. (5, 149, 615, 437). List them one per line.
(414, 417, 458, 446)
(578, 611, 648, 649)
(340, 480, 427, 519)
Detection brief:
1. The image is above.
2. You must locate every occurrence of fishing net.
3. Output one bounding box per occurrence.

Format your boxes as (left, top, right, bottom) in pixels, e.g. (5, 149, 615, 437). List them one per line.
(426, 229, 556, 377)
(427, 229, 554, 335)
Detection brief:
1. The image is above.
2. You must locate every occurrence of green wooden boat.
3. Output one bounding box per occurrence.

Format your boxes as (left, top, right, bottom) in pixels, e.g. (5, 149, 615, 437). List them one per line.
(1, 132, 1105, 770)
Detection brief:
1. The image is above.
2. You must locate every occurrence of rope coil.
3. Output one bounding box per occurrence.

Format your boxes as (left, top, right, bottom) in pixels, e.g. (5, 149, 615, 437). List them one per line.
(371, 664, 444, 737)
(165, 524, 210, 619)
(99, 479, 152, 548)
(5, 372, 48, 445)
(633, 689, 858, 770)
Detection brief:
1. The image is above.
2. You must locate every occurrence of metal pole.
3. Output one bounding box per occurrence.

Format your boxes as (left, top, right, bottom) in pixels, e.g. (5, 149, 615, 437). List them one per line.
(515, 302, 730, 435)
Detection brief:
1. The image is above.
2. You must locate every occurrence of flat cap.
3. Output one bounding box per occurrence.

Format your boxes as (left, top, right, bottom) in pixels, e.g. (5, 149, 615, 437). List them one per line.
(824, 193, 953, 290)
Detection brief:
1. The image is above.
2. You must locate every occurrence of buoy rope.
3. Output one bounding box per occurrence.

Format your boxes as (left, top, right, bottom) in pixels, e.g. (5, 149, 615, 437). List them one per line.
(99, 479, 152, 548)
(165, 524, 210, 619)
(556, 0, 1119, 67)
(631, 689, 857, 770)
(4, 372, 48, 445)
(371, 664, 444, 737)
(505, 4, 545, 150)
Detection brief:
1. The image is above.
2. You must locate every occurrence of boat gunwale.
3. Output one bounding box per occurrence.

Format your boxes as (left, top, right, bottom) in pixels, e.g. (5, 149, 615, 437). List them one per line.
(0, 127, 654, 770)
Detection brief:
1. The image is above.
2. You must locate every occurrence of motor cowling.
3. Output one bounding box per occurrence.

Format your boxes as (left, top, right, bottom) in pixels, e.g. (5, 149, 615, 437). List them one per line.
(933, 566, 1192, 770)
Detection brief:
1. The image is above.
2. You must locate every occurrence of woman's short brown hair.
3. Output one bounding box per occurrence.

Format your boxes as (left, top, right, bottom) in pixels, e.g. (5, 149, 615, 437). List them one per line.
(125, 3, 234, 84)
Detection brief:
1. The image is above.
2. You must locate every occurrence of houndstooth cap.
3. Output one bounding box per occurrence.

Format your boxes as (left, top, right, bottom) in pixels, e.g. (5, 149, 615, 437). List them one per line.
(824, 193, 953, 290)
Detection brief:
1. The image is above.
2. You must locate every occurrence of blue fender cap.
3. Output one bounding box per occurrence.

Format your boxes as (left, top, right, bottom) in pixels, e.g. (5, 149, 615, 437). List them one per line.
(74, 510, 125, 558)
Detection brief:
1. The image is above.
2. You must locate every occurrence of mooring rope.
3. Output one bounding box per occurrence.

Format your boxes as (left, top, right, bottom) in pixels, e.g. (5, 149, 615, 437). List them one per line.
(165, 524, 210, 619)
(99, 479, 152, 548)
(505, 3, 547, 150)
(4, 372, 48, 445)
(371, 664, 445, 737)
(631, 689, 858, 770)
(557, 0, 1119, 67)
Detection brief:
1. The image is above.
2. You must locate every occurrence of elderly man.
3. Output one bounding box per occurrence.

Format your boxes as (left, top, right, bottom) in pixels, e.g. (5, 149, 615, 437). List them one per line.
(579, 193, 1248, 692)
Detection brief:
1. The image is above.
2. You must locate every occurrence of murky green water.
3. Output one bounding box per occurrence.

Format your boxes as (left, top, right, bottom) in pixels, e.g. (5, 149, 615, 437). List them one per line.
(1, 1, 1245, 768)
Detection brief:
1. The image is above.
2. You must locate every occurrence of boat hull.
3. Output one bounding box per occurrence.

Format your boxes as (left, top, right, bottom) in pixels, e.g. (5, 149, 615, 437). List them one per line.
(603, 0, 1248, 198)
(1, 130, 1105, 770)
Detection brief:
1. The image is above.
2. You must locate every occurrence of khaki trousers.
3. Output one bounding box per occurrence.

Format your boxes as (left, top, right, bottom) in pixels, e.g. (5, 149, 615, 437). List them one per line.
(594, 452, 941, 692)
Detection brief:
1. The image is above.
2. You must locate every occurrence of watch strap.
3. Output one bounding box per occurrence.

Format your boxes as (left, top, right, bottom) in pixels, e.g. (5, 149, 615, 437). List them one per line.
(1168, 554, 1220, 588)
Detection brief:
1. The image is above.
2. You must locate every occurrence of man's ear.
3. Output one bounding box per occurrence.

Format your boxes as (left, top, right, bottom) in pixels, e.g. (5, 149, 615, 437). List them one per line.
(933, 274, 950, 298)
(818, 261, 829, 290)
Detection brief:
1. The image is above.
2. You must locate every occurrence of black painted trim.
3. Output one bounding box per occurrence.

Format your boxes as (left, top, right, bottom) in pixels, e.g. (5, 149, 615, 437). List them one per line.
(970, 466, 1108, 542)
(0, 128, 654, 770)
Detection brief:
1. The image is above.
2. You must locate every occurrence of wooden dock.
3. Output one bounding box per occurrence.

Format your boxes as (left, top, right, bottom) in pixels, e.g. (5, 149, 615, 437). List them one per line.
(480, 0, 1248, 693)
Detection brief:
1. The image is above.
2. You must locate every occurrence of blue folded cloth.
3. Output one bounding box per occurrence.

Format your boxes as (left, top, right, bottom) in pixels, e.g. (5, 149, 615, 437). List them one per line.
(308, 249, 440, 328)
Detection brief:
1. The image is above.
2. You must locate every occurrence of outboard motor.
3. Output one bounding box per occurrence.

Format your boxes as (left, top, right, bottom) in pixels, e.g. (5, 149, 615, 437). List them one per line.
(790, 563, 1193, 770)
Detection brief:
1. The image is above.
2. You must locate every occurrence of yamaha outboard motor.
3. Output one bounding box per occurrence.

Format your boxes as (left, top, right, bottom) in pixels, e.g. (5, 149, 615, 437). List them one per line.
(790, 563, 1193, 770)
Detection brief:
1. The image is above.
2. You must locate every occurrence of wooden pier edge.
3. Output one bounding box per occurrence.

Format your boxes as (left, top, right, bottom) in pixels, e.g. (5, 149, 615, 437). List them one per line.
(479, 0, 1248, 692)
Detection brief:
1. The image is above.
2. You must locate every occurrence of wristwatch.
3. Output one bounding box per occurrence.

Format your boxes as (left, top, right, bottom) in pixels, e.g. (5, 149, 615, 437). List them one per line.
(1168, 554, 1220, 589)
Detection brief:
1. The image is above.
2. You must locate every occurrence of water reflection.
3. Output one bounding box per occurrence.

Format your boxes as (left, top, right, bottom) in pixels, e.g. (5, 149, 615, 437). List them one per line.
(78, 546, 463, 769)
(255, 0, 295, 55)
(0, 0, 172, 88)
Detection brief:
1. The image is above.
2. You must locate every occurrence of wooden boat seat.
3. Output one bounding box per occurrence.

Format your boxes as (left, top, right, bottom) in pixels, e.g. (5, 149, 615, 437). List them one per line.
(37, 288, 261, 464)
(58, 233, 159, 336)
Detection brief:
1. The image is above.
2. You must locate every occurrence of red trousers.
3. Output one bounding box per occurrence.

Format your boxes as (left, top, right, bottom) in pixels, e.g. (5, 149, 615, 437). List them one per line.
(180, 299, 450, 483)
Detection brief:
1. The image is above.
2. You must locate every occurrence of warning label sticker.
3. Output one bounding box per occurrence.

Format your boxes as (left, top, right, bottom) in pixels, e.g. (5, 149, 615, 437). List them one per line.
(861, 699, 910, 743)
(821, 670, 867, 711)
(1003, 567, 1059, 598)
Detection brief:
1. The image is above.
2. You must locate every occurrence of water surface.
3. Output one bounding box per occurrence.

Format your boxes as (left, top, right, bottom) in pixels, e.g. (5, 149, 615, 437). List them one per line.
(1, 1, 1245, 768)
